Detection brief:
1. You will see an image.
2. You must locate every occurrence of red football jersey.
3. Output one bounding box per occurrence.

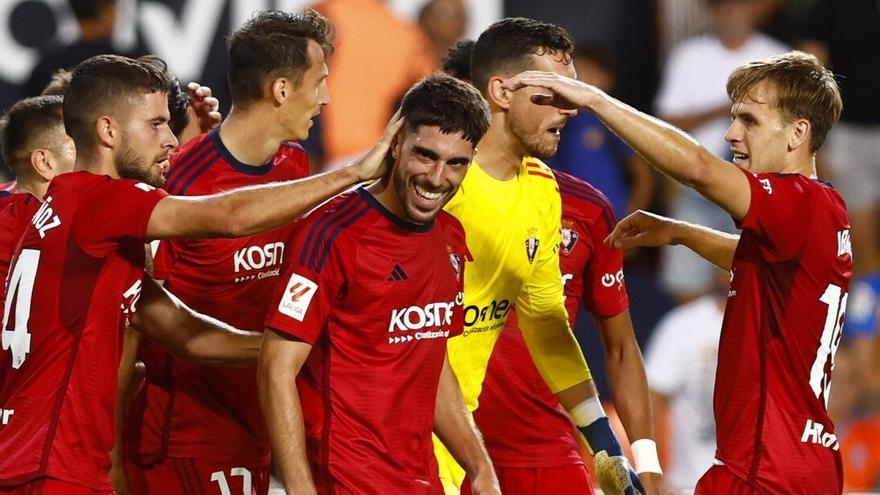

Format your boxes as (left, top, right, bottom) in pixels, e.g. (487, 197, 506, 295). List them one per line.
(0, 193, 39, 375)
(265, 188, 470, 495)
(124, 130, 310, 465)
(0, 172, 166, 490)
(715, 170, 850, 493)
(473, 171, 629, 467)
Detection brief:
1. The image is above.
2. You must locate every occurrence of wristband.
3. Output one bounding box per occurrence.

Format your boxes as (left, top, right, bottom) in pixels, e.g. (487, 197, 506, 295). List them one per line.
(578, 416, 622, 457)
(631, 438, 663, 474)
(570, 396, 605, 427)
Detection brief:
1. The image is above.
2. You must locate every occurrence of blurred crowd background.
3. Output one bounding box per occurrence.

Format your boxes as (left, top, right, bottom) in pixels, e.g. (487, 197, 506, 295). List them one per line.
(2, 0, 879, 492)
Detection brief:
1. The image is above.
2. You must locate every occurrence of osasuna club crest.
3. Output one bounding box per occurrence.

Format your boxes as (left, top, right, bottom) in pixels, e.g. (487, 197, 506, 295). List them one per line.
(525, 236, 540, 264)
(561, 222, 579, 256)
(449, 252, 463, 281)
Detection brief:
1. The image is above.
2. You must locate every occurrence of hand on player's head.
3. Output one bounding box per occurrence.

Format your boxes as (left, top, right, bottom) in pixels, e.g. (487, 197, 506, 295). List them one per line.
(352, 108, 405, 181)
(604, 210, 679, 250)
(503, 70, 595, 110)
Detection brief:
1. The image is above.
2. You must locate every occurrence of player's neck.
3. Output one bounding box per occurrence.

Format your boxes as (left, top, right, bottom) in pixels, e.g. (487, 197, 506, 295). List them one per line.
(15, 180, 48, 201)
(473, 123, 526, 181)
(74, 150, 118, 179)
(219, 107, 286, 166)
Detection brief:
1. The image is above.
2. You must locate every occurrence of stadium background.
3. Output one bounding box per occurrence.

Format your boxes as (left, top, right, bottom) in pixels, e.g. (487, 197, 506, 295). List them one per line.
(2, 0, 879, 493)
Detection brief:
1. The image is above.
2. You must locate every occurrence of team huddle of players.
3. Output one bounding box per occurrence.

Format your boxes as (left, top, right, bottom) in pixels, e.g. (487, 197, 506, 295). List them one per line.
(0, 8, 850, 495)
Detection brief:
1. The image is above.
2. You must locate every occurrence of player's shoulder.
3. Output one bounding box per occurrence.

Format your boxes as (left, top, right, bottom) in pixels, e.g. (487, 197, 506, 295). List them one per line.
(523, 157, 557, 183)
(555, 170, 616, 223)
(436, 210, 466, 241)
(293, 190, 371, 266)
(274, 142, 310, 176)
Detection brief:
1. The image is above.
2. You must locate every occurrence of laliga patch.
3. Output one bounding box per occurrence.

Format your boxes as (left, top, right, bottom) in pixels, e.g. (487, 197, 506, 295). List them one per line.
(278, 273, 318, 321)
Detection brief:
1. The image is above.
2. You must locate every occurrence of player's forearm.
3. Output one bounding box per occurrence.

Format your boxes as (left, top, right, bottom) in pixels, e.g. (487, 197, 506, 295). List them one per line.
(258, 359, 317, 494)
(131, 277, 262, 366)
(433, 358, 496, 481)
(517, 308, 592, 395)
(671, 220, 740, 271)
(588, 91, 721, 190)
(597, 312, 655, 443)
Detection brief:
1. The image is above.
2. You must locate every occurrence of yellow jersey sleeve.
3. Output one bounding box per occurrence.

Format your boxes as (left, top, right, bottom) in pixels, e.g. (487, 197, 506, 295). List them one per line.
(515, 159, 592, 392)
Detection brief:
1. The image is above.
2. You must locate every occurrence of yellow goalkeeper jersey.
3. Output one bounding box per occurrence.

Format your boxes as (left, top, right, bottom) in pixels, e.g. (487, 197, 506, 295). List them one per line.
(436, 157, 591, 492)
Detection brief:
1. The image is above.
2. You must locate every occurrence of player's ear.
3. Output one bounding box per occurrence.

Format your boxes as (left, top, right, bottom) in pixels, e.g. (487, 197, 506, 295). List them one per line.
(270, 77, 288, 105)
(487, 76, 512, 111)
(29, 149, 53, 182)
(95, 115, 117, 148)
(788, 117, 811, 152)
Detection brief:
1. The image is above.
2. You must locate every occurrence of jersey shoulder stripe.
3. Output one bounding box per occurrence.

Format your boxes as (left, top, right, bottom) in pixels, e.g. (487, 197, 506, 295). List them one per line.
(556, 171, 616, 228)
(299, 193, 368, 273)
(174, 151, 220, 196)
(165, 137, 214, 192)
(524, 158, 557, 181)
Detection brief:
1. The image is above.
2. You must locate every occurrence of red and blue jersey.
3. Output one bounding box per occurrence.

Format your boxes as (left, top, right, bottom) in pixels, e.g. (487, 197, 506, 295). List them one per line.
(124, 129, 310, 466)
(265, 187, 470, 495)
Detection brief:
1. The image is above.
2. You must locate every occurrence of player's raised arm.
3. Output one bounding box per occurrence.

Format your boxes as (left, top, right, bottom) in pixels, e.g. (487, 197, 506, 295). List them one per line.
(433, 356, 501, 495)
(146, 112, 403, 240)
(503, 71, 751, 221)
(258, 330, 317, 495)
(606, 210, 740, 271)
(130, 276, 262, 366)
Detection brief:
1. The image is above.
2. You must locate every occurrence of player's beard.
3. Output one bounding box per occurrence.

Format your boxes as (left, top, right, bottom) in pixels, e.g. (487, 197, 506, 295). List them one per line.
(117, 142, 166, 188)
(510, 118, 559, 160)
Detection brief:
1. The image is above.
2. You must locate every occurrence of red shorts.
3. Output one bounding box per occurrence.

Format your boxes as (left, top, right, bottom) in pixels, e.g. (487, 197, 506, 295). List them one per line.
(461, 464, 592, 495)
(125, 457, 270, 495)
(0, 479, 112, 495)
(695, 465, 761, 495)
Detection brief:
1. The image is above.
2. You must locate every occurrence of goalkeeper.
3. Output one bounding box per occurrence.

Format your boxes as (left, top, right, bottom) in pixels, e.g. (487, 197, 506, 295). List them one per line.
(436, 19, 661, 495)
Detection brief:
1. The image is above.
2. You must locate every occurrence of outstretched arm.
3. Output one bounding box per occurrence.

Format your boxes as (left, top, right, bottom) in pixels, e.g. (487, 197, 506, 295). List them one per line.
(606, 210, 739, 271)
(504, 72, 751, 221)
(146, 112, 403, 240)
(433, 355, 500, 495)
(130, 276, 262, 366)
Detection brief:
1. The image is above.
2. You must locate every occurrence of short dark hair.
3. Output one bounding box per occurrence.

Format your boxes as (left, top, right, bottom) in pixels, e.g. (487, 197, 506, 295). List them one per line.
(727, 51, 842, 153)
(41, 69, 73, 96)
(400, 74, 490, 145)
(68, 0, 115, 22)
(63, 54, 169, 154)
(138, 55, 191, 138)
(471, 17, 574, 94)
(226, 9, 334, 106)
(1, 95, 65, 177)
(442, 40, 475, 82)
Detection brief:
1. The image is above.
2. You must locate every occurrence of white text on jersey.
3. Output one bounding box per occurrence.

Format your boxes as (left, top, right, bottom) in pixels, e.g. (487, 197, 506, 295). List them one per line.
(800, 419, 839, 451)
(234, 242, 285, 273)
(837, 230, 852, 258)
(31, 196, 61, 238)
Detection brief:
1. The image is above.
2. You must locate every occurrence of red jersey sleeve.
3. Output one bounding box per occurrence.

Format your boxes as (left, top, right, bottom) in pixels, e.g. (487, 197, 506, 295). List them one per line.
(265, 224, 347, 344)
(581, 210, 629, 317)
(151, 239, 177, 280)
(737, 169, 815, 262)
(74, 179, 168, 256)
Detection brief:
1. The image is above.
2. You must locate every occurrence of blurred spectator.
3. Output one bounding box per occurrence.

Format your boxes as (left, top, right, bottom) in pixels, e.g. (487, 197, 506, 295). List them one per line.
(418, 0, 468, 64)
(840, 417, 880, 491)
(654, 0, 787, 302)
(310, 0, 436, 168)
(20, 0, 142, 98)
(801, 0, 880, 277)
(644, 268, 727, 492)
(549, 45, 655, 219)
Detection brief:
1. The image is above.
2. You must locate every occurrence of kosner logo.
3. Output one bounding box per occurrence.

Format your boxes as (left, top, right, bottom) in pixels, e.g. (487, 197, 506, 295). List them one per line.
(234, 242, 285, 273)
(388, 301, 456, 333)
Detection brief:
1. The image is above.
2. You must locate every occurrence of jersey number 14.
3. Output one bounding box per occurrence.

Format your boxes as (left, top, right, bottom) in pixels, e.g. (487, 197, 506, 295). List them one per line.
(810, 283, 847, 409)
(2, 249, 40, 369)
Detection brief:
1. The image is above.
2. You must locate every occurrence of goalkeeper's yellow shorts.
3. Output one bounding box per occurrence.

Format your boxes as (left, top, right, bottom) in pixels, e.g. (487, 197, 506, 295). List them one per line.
(434, 434, 466, 495)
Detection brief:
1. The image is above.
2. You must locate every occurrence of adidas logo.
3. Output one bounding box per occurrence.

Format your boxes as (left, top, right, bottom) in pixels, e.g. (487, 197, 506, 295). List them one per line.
(387, 264, 408, 282)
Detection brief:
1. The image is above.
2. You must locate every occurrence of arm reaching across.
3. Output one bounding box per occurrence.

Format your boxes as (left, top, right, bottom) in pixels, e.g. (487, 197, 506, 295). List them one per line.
(606, 210, 739, 271)
(433, 356, 500, 495)
(146, 111, 404, 240)
(503, 72, 751, 221)
(130, 276, 262, 366)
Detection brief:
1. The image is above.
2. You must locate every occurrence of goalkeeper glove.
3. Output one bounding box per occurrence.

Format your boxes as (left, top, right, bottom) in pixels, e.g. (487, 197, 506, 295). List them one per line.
(579, 417, 644, 495)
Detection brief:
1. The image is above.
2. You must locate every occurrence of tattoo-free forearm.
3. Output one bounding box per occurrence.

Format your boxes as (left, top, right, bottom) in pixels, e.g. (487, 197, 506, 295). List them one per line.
(671, 221, 740, 271)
